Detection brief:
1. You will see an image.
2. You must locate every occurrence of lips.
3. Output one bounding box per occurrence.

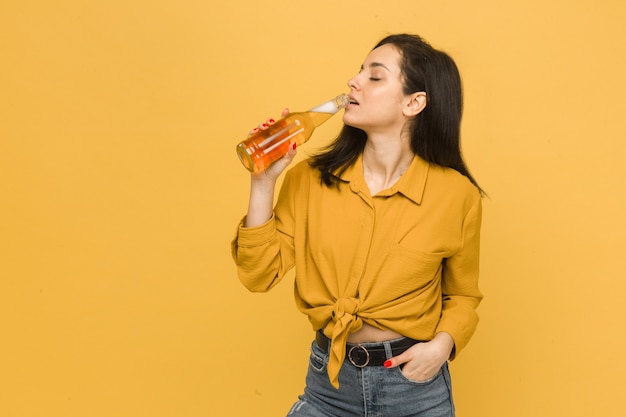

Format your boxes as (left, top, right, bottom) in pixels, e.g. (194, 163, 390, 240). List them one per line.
(348, 95, 359, 105)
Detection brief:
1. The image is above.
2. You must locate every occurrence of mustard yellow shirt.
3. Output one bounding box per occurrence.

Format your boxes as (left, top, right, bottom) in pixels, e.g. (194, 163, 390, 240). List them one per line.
(231, 155, 483, 388)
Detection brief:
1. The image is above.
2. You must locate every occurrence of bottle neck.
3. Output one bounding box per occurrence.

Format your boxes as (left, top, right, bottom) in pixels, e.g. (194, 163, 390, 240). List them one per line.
(308, 94, 349, 114)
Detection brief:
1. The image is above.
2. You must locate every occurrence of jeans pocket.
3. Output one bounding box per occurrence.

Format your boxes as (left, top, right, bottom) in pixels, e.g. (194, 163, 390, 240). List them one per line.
(394, 364, 443, 385)
(308, 341, 328, 373)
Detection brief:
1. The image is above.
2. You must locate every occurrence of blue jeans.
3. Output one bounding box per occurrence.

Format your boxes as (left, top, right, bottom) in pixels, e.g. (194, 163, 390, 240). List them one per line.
(287, 340, 455, 417)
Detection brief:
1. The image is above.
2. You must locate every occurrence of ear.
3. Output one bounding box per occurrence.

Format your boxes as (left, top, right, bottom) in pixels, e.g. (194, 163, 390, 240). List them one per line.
(403, 92, 427, 117)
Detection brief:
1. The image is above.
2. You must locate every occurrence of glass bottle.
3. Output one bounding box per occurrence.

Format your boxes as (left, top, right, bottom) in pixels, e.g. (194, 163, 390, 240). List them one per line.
(236, 94, 349, 173)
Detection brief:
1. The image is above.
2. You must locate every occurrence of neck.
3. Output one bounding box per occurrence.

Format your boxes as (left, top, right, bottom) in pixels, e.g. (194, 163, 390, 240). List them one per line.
(362, 132, 414, 195)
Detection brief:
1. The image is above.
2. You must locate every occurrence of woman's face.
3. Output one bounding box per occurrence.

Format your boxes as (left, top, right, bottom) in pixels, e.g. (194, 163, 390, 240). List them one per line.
(343, 43, 410, 135)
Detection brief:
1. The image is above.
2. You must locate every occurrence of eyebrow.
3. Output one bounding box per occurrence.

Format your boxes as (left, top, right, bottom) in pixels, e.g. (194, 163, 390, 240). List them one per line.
(360, 62, 392, 72)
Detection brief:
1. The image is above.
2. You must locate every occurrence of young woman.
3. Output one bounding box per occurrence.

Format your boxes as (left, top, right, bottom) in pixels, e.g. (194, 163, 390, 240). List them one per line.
(232, 33, 484, 417)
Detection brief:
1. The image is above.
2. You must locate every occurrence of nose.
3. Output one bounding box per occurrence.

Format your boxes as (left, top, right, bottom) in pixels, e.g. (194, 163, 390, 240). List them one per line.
(347, 74, 359, 90)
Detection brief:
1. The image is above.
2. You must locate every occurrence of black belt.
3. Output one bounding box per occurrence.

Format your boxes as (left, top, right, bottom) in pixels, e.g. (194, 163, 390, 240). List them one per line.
(315, 331, 421, 368)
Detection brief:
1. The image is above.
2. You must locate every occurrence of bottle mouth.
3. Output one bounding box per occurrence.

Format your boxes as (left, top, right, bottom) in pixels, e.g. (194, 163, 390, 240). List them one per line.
(335, 93, 350, 109)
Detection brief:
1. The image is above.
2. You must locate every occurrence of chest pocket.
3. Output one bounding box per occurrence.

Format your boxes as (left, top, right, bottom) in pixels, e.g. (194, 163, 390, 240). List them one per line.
(388, 243, 444, 288)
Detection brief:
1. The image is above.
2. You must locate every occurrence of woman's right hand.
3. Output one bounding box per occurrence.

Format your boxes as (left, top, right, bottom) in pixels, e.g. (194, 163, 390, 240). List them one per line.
(244, 108, 296, 228)
(249, 108, 297, 183)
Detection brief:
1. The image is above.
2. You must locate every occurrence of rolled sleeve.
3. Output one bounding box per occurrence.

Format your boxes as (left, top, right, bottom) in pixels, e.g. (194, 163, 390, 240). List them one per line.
(231, 214, 285, 292)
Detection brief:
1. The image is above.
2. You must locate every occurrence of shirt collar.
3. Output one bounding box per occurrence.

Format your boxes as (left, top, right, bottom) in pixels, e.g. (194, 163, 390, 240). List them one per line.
(334, 154, 429, 205)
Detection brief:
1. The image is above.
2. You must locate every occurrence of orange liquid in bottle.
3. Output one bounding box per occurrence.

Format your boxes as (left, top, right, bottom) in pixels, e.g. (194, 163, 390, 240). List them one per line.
(236, 111, 333, 173)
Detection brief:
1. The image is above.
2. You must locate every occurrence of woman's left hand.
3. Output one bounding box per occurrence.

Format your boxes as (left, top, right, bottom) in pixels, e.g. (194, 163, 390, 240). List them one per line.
(384, 332, 455, 382)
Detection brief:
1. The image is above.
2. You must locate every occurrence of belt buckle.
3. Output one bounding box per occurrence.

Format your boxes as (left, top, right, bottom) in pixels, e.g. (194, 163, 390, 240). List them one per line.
(347, 344, 370, 368)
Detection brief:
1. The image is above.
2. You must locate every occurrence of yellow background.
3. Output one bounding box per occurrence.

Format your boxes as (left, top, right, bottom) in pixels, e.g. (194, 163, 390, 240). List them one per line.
(1, 0, 625, 416)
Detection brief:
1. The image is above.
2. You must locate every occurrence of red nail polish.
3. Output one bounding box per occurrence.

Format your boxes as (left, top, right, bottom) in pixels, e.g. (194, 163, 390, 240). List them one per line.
(292, 143, 297, 150)
(384, 360, 392, 368)
(268, 118, 275, 124)
(262, 123, 269, 128)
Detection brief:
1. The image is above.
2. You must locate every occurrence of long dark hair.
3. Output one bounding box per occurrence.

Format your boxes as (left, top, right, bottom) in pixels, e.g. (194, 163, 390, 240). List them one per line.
(310, 33, 483, 194)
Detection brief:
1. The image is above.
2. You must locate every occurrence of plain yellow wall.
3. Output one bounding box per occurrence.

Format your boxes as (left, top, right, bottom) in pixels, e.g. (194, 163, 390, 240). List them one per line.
(1, 0, 625, 416)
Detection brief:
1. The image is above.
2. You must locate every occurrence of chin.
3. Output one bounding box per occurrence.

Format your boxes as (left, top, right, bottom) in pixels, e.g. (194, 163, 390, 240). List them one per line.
(343, 120, 368, 133)
(342, 115, 361, 129)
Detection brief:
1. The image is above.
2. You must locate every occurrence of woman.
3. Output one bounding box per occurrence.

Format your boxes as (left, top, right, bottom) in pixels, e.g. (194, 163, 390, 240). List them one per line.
(231, 33, 484, 417)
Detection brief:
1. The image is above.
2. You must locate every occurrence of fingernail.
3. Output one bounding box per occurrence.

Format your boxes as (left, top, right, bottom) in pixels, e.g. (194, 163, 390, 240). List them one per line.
(268, 118, 275, 124)
(292, 143, 297, 150)
(252, 127, 259, 132)
(262, 123, 269, 128)
(384, 360, 392, 368)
